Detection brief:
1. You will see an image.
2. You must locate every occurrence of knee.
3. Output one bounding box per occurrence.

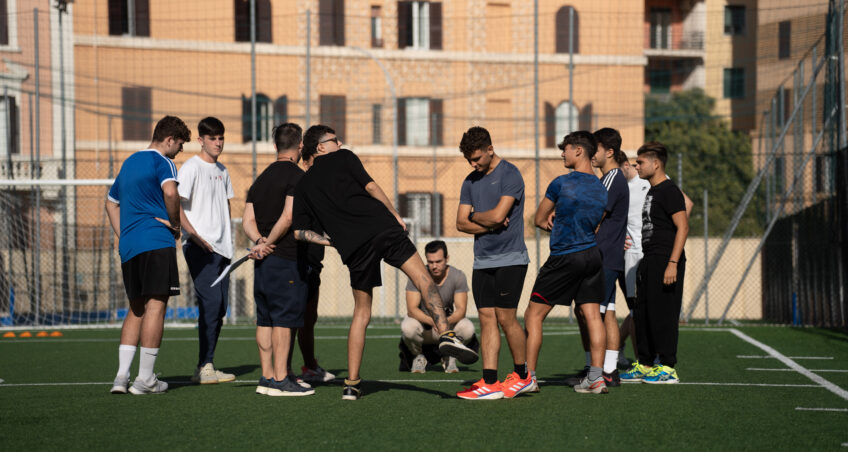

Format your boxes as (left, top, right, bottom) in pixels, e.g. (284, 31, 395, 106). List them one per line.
(495, 309, 517, 327)
(478, 309, 496, 325)
(401, 317, 422, 339)
(454, 318, 475, 340)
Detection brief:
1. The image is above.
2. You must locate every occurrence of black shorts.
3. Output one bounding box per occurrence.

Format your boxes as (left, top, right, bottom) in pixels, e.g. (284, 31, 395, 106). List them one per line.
(254, 255, 308, 328)
(120, 247, 180, 300)
(530, 247, 604, 307)
(472, 265, 528, 309)
(346, 226, 418, 291)
(306, 266, 321, 301)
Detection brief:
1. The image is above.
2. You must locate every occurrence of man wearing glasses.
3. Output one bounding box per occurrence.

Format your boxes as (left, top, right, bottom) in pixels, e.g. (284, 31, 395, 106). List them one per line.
(292, 125, 478, 401)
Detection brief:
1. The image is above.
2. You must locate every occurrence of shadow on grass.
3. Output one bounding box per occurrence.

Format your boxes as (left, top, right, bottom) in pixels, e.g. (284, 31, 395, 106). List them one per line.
(365, 380, 454, 398)
(789, 327, 848, 342)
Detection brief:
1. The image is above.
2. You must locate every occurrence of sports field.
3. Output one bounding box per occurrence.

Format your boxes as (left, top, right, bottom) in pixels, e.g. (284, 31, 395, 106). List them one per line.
(1, 322, 847, 450)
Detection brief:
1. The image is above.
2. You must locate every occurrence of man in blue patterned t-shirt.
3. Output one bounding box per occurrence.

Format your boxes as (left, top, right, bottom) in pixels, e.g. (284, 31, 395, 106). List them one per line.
(524, 130, 610, 394)
(105, 116, 190, 396)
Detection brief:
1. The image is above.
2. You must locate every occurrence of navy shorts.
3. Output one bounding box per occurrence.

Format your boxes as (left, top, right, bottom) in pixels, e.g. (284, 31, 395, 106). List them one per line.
(121, 247, 180, 300)
(530, 247, 604, 307)
(601, 268, 623, 313)
(472, 265, 528, 309)
(254, 255, 307, 328)
(346, 226, 417, 291)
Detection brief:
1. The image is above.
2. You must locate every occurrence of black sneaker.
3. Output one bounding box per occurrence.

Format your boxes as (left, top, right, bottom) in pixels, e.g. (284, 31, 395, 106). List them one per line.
(438, 331, 479, 365)
(603, 369, 621, 387)
(342, 380, 362, 401)
(565, 366, 590, 387)
(267, 376, 315, 397)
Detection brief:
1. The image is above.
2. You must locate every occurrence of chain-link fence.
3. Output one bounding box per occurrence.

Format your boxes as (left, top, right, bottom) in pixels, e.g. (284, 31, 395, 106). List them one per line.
(1, 1, 846, 326)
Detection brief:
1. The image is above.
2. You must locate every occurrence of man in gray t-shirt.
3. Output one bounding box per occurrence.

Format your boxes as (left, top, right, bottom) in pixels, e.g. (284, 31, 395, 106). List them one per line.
(402, 241, 475, 373)
(455, 126, 532, 400)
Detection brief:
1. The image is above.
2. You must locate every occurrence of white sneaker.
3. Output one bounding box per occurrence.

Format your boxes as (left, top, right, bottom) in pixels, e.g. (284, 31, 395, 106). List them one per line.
(110, 374, 129, 394)
(301, 365, 336, 383)
(192, 363, 218, 385)
(214, 368, 236, 383)
(411, 354, 428, 373)
(442, 356, 459, 373)
(129, 375, 168, 395)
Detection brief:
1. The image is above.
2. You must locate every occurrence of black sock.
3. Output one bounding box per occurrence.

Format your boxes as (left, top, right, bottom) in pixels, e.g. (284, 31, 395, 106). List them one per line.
(514, 363, 527, 379)
(482, 369, 498, 384)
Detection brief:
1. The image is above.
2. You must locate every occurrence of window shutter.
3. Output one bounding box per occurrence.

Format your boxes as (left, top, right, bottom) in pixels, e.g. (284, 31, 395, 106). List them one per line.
(257, 0, 272, 43)
(320, 95, 346, 141)
(429, 2, 443, 50)
(579, 103, 593, 131)
(397, 1, 411, 49)
(274, 96, 288, 125)
(234, 0, 249, 41)
(429, 98, 443, 146)
(555, 6, 578, 54)
(1, 0, 10, 45)
(397, 98, 407, 145)
(333, 0, 345, 45)
(108, 0, 127, 36)
(122, 87, 152, 141)
(242, 95, 252, 142)
(319, 0, 334, 45)
(135, 0, 150, 37)
(544, 102, 555, 148)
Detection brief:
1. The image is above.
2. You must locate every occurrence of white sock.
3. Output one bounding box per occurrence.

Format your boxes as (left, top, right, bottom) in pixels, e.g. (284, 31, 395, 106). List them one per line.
(138, 347, 159, 383)
(604, 350, 619, 373)
(530, 369, 536, 379)
(584, 351, 592, 367)
(116, 345, 136, 378)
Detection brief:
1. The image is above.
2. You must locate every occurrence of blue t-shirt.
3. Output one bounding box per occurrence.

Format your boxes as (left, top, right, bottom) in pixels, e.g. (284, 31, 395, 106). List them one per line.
(459, 159, 530, 269)
(596, 168, 630, 271)
(107, 149, 179, 263)
(545, 171, 607, 256)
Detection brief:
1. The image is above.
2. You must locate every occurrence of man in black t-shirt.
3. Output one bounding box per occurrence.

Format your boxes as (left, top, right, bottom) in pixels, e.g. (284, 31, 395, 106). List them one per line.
(292, 125, 478, 401)
(242, 123, 314, 397)
(620, 142, 689, 385)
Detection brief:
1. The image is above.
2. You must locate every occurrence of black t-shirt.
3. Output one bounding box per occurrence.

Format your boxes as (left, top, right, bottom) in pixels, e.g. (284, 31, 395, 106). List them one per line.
(596, 168, 629, 271)
(293, 149, 397, 263)
(641, 178, 686, 258)
(246, 161, 304, 261)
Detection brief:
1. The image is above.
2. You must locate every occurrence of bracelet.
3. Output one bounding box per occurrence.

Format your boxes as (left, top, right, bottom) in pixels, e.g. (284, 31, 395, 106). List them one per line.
(255, 237, 263, 245)
(669, 260, 677, 264)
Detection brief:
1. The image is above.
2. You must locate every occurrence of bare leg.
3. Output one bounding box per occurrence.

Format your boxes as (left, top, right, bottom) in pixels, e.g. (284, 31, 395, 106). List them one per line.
(478, 307, 499, 371)
(400, 255, 449, 333)
(603, 309, 620, 355)
(138, 297, 167, 348)
(524, 302, 553, 372)
(256, 326, 273, 378)
(347, 288, 373, 381)
(576, 308, 590, 352)
(579, 303, 606, 369)
(119, 297, 145, 346)
(272, 327, 292, 381)
(496, 307, 526, 366)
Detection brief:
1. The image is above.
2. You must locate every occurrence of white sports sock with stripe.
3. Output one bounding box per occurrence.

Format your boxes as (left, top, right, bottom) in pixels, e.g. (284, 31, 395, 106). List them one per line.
(138, 347, 159, 383)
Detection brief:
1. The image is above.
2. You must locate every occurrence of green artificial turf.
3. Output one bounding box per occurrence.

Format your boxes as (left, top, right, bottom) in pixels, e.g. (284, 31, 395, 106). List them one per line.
(1, 323, 846, 450)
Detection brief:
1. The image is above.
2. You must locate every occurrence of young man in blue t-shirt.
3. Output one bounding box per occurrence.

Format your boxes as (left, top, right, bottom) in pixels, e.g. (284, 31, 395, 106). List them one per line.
(455, 126, 533, 400)
(525, 131, 610, 394)
(105, 116, 190, 395)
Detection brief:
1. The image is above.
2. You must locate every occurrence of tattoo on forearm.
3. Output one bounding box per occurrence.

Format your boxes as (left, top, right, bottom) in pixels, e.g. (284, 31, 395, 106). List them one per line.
(294, 229, 331, 246)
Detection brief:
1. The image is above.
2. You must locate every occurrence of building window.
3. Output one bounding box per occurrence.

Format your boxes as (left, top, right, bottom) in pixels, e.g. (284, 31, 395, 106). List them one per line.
(0, 0, 9, 46)
(555, 101, 578, 143)
(320, 95, 346, 141)
(398, 1, 442, 50)
(234, 0, 272, 43)
(778, 21, 791, 60)
(397, 98, 443, 146)
(399, 192, 443, 237)
(649, 8, 671, 50)
(649, 69, 671, 94)
(723, 68, 745, 99)
(555, 6, 579, 54)
(724, 5, 745, 35)
(815, 154, 830, 193)
(773, 156, 785, 193)
(122, 86, 151, 141)
(372, 104, 382, 144)
(241, 93, 275, 142)
(274, 96, 288, 127)
(108, 0, 150, 37)
(371, 5, 382, 47)
(0, 95, 19, 155)
(319, 0, 345, 46)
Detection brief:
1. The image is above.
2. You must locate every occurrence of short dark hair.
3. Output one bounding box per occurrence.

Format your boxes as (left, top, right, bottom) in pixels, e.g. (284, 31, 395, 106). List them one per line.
(152, 116, 191, 143)
(558, 130, 597, 158)
(197, 117, 225, 137)
(459, 126, 492, 158)
(302, 124, 336, 162)
(593, 127, 622, 155)
(273, 123, 302, 152)
(424, 240, 448, 257)
(637, 141, 669, 167)
(613, 149, 630, 166)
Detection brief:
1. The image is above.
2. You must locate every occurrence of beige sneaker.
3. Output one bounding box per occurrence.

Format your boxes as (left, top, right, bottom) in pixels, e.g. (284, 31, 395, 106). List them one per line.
(215, 368, 236, 383)
(192, 363, 218, 385)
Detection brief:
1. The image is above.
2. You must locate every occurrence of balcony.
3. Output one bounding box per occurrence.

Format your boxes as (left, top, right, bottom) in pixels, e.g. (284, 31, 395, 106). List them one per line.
(645, 31, 705, 59)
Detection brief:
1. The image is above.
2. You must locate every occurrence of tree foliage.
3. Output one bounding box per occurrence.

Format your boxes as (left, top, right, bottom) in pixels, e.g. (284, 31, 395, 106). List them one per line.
(645, 89, 763, 237)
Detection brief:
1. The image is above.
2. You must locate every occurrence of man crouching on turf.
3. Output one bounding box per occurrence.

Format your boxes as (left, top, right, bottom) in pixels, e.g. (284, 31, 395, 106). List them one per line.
(292, 125, 478, 401)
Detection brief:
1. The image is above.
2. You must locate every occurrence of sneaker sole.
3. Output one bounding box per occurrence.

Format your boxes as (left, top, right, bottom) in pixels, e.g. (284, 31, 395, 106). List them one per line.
(411, 369, 426, 374)
(457, 391, 504, 400)
(128, 387, 167, 395)
(574, 387, 609, 394)
(216, 376, 236, 383)
(342, 395, 360, 401)
(110, 386, 127, 394)
(438, 342, 479, 365)
(199, 379, 219, 385)
(620, 377, 644, 383)
(643, 379, 679, 384)
(503, 382, 534, 399)
(444, 369, 459, 374)
(256, 386, 269, 395)
(267, 388, 315, 396)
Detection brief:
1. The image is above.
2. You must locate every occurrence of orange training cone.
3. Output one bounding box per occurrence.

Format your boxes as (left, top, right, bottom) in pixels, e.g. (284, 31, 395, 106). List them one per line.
(36, 331, 49, 337)
(19, 331, 32, 338)
(2, 332, 14, 338)
(50, 331, 63, 337)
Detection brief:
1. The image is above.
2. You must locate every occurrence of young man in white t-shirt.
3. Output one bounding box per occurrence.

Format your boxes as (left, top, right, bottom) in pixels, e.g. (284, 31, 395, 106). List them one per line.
(178, 117, 236, 385)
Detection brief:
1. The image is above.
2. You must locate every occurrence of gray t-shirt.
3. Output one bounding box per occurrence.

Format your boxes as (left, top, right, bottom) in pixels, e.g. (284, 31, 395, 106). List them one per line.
(405, 265, 469, 314)
(459, 159, 530, 269)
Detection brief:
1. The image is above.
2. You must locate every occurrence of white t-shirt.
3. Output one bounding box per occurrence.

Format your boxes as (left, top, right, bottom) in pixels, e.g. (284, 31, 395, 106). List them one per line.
(626, 175, 651, 253)
(178, 155, 235, 259)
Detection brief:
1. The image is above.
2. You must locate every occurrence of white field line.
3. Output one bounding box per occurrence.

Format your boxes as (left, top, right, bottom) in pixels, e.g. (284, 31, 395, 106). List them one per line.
(795, 407, 848, 412)
(738, 355, 834, 360)
(729, 319, 742, 326)
(729, 328, 848, 401)
(748, 368, 848, 373)
(0, 379, 827, 388)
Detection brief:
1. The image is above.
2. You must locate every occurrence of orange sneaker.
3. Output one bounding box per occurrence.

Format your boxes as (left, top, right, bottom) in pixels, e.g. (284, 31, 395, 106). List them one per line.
(456, 378, 504, 400)
(501, 372, 535, 398)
